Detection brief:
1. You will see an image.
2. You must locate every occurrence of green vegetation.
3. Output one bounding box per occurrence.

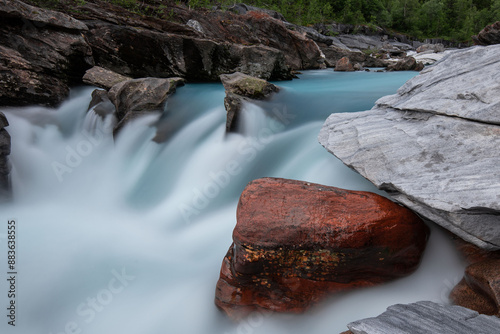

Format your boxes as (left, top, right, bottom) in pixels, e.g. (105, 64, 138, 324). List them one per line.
(23, 0, 500, 42)
(210, 0, 500, 41)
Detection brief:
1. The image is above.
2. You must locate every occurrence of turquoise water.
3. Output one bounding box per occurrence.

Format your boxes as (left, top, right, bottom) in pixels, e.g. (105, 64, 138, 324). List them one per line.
(0, 69, 465, 334)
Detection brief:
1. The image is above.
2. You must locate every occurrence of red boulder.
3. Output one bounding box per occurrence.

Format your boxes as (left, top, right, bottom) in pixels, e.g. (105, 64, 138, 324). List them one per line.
(215, 178, 430, 319)
(334, 56, 355, 71)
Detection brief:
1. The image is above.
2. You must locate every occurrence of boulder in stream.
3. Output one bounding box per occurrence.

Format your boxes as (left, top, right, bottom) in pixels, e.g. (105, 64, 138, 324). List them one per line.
(215, 177, 429, 319)
(220, 72, 280, 133)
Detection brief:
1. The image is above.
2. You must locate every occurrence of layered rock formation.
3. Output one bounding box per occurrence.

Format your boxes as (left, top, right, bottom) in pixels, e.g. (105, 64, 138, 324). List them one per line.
(0, 0, 93, 106)
(220, 72, 279, 132)
(0, 112, 10, 200)
(344, 301, 500, 334)
(215, 178, 429, 319)
(319, 44, 500, 250)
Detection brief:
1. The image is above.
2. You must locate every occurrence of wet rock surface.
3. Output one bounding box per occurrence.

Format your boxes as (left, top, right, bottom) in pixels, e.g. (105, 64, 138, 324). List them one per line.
(215, 178, 429, 319)
(0, 112, 10, 200)
(108, 77, 185, 135)
(220, 72, 279, 133)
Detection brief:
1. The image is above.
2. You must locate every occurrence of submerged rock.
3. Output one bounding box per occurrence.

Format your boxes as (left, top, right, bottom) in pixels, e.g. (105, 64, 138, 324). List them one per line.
(346, 301, 500, 334)
(319, 44, 500, 250)
(108, 77, 185, 135)
(220, 72, 280, 133)
(215, 178, 429, 319)
(0, 112, 10, 200)
(450, 259, 500, 317)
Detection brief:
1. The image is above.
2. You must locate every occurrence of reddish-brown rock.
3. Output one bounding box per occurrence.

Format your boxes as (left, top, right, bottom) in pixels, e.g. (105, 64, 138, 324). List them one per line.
(334, 56, 355, 72)
(473, 21, 500, 46)
(215, 178, 430, 319)
(450, 259, 500, 317)
(386, 56, 424, 71)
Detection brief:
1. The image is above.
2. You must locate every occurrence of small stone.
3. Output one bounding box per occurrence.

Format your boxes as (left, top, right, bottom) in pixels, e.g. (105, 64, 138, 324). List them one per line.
(334, 56, 354, 71)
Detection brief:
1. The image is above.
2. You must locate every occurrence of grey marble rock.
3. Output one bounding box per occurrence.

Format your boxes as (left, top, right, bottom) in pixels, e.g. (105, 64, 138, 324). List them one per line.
(319, 44, 500, 250)
(347, 301, 500, 334)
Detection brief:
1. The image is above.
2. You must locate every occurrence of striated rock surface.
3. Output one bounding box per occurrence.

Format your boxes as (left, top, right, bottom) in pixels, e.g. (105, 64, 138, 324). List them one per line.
(215, 178, 429, 319)
(85, 21, 293, 81)
(334, 56, 355, 71)
(450, 259, 500, 316)
(0, 112, 10, 200)
(473, 21, 500, 46)
(220, 72, 279, 133)
(0, 0, 93, 106)
(83, 66, 130, 90)
(319, 44, 500, 250)
(191, 9, 323, 70)
(108, 77, 185, 135)
(346, 301, 500, 334)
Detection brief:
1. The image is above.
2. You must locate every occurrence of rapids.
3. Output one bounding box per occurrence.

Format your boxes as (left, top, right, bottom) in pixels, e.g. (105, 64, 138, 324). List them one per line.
(0, 70, 465, 334)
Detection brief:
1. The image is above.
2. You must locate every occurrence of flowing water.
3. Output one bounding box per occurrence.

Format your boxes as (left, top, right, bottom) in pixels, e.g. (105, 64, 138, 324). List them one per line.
(0, 70, 465, 334)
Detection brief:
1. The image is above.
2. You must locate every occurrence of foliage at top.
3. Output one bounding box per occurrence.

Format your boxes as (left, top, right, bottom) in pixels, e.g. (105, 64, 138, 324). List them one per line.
(212, 0, 500, 42)
(22, 0, 500, 42)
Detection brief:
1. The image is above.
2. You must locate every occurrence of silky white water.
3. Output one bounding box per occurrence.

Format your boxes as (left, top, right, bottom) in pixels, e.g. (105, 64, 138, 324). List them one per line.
(0, 70, 465, 334)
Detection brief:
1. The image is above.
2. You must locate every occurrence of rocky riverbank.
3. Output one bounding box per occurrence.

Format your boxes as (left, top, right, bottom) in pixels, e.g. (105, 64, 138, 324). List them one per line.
(319, 20, 500, 332)
(1, 0, 450, 108)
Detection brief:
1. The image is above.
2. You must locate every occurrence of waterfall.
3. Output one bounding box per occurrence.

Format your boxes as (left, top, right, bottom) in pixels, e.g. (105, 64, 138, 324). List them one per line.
(0, 70, 465, 334)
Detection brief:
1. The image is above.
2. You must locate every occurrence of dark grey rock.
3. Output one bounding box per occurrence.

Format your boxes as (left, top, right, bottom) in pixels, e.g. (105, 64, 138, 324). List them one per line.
(0, 0, 93, 106)
(319, 44, 500, 250)
(220, 72, 279, 133)
(108, 77, 185, 135)
(87, 89, 116, 119)
(347, 301, 500, 334)
(0, 0, 88, 31)
(0, 112, 10, 201)
(85, 22, 293, 81)
(338, 34, 384, 51)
